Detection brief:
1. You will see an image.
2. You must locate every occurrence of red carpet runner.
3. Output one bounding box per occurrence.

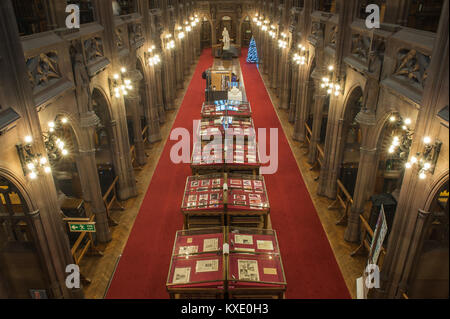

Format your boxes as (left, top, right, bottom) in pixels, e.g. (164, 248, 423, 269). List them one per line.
(106, 48, 350, 299)
(239, 50, 350, 299)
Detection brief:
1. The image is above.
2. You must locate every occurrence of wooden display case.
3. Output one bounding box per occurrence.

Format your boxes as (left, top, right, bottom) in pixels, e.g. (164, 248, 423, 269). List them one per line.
(227, 227, 286, 299)
(198, 117, 255, 142)
(191, 138, 261, 175)
(181, 174, 270, 229)
(227, 174, 270, 228)
(166, 227, 226, 299)
(166, 227, 286, 299)
(201, 100, 252, 118)
(181, 174, 226, 229)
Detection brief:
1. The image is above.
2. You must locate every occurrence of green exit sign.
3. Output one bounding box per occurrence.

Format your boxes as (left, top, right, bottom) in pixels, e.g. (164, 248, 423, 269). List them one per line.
(68, 222, 96, 233)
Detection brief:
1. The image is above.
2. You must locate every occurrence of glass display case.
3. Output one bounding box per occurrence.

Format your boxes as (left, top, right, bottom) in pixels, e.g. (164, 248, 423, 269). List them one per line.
(227, 227, 286, 299)
(181, 174, 270, 229)
(181, 174, 226, 229)
(201, 100, 252, 118)
(166, 228, 226, 299)
(191, 138, 261, 175)
(166, 227, 286, 299)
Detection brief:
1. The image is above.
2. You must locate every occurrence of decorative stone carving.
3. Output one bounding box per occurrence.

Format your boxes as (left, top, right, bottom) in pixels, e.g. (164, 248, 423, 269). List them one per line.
(210, 4, 216, 20)
(72, 48, 93, 113)
(115, 28, 124, 49)
(394, 49, 430, 88)
(351, 33, 371, 61)
(26, 51, 61, 90)
(329, 25, 337, 47)
(80, 111, 100, 128)
(128, 23, 144, 48)
(84, 37, 104, 63)
(311, 21, 323, 39)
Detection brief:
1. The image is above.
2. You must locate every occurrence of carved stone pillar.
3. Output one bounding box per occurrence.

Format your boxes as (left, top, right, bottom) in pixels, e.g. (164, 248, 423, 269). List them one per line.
(0, 0, 83, 298)
(278, 45, 290, 109)
(318, 117, 343, 198)
(308, 79, 326, 164)
(125, 70, 147, 166)
(76, 112, 111, 243)
(270, 47, 279, 89)
(175, 36, 184, 89)
(154, 65, 166, 123)
(344, 145, 377, 242)
(292, 79, 309, 141)
(288, 63, 299, 123)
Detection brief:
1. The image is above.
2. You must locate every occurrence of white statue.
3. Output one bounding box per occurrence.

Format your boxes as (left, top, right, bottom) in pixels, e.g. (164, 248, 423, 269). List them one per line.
(222, 27, 230, 51)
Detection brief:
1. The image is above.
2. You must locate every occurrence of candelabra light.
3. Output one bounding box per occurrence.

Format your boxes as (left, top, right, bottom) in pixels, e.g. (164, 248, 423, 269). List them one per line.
(404, 135, 442, 179)
(293, 44, 308, 65)
(17, 116, 69, 180)
(110, 67, 133, 98)
(320, 65, 341, 96)
(145, 46, 161, 66)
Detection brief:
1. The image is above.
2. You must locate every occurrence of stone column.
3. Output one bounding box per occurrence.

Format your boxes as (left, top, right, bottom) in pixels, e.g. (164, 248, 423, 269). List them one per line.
(292, 79, 309, 141)
(375, 0, 449, 298)
(270, 47, 279, 89)
(308, 79, 326, 164)
(0, 0, 82, 298)
(175, 33, 184, 89)
(344, 145, 377, 242)
(288, 63, 299, 123)
(154, 65, 166, 123)
(125, 70, 147, 166)
(278, 42, 290, 109)
(76, 112, 111, 243)
(318, 116, 343, 198)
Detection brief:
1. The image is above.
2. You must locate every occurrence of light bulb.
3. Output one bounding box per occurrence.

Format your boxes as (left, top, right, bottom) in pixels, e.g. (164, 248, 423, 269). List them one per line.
(124, 79, 131, 85)
(113, 74, 119, 79)
(27, 162, 35, 170)
(328, 65, 334, 71)
(390, 116, 396, 122)
(49, 127, 54, 133)
(423, 162, 431, 170)
(327, 89, 332, 94)
(48, 121, 55, 128)
(388, 147, 394, 154)
(402, 125, 407, 130)
(405, 162, 412, 169)
(404, 118, 411, 125)
(115, 92, 120, 98)
(419, 172, 426, 179)
(121, 67, 126, 73)
(62, 149, 68, 156)
(334, 91, 339, 96)
(40, 157, 47, 165)
(411, 156, 418, 163)
(61, 117, 68, 124)
(423, 136, 431, 144)
(29, 171, 37, 179)
(24, 135, 33, 143)
(44, 166, 51, 174)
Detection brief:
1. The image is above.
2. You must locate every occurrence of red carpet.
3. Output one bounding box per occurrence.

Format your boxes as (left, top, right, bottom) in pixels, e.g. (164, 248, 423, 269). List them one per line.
(239, 50, 350, 298)
(106, 48, 350, 299)
(106, 49, 214, 299)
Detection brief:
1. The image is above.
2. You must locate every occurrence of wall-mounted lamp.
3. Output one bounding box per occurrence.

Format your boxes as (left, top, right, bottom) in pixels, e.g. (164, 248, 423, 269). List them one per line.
(320, 65, 341, 96)
(17, 116, 69, 180)
(145, 46, 161, 67)
(293, 44, 309, 65)
(405, 136, 442, 179)
(109, 67, 133, 98)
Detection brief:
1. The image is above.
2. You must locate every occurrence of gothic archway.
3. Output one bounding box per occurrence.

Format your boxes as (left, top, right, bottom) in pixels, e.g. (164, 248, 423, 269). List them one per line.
(338, 86, 364, 197)
(0, 174, 47, 298)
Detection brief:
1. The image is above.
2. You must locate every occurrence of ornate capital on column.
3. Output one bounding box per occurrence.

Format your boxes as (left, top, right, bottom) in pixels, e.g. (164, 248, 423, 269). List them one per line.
(355, 108, 376, 126)
(360, 146, 377, 155)
(80, 111, 100, 128)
